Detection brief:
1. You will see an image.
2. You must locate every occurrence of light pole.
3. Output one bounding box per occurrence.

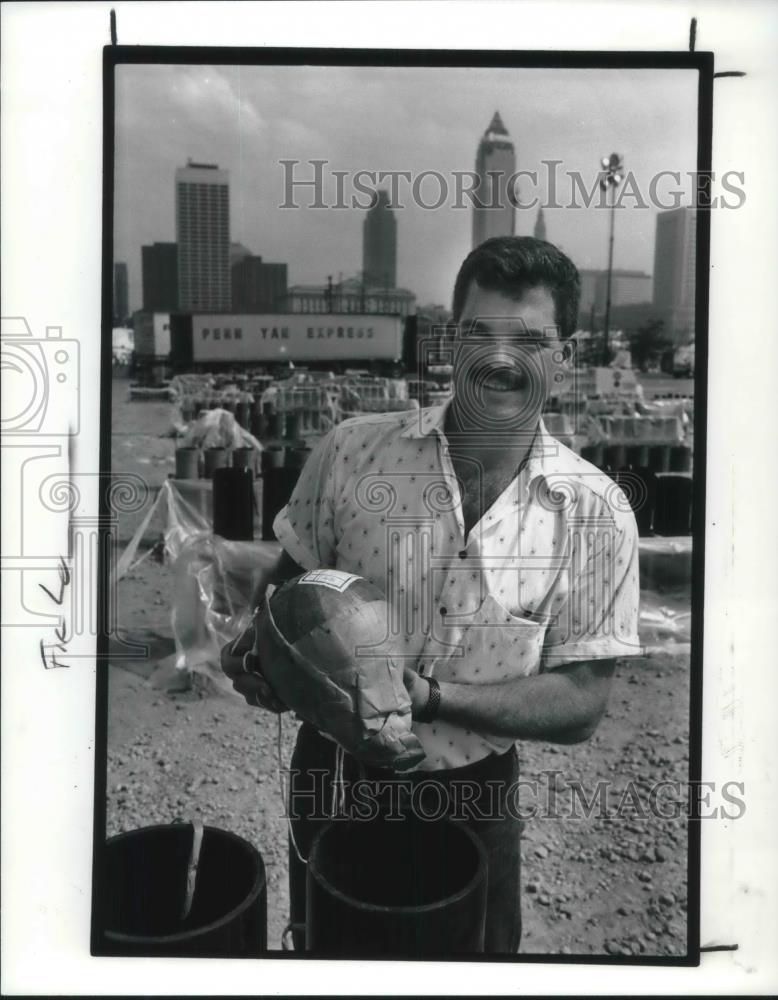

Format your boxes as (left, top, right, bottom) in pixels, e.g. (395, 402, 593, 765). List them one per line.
(600, 153, 624, 366)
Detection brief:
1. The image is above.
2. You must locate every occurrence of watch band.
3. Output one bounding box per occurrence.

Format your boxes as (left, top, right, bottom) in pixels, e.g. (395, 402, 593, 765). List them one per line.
(416, 676, 441, 723)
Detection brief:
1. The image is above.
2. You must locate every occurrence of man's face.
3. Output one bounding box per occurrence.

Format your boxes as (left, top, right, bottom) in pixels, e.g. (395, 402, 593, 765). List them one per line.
(452, 281, 565, 432)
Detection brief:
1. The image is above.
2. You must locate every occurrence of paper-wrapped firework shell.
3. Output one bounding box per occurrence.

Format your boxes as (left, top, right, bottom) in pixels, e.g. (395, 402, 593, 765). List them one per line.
(256, 570, 426, 771)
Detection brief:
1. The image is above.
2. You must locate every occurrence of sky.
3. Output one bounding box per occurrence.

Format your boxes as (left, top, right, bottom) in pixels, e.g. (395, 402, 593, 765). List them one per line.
(114, 63, 699, 313)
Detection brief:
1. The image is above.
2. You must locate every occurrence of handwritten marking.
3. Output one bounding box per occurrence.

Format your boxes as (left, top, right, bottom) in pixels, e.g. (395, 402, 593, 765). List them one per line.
(38, 556, 72, 668)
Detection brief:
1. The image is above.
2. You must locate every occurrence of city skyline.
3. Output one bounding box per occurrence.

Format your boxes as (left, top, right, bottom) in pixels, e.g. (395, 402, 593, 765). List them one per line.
(472, 110, 517, 248)
(363, 190, 397, 288)
(175, 160, 231, 311)
(114, 63, 699, 313)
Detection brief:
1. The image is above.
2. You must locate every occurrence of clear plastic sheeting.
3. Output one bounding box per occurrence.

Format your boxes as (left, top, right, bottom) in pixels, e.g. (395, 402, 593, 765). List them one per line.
(158, 477, 280, 693)
(112, 477, 281, 694)
(635, 537, 692, 659)
(638, 535, 693, 596)
(170, 532, 282, 696)
(638, 590, 692, 650)
(112, 479, 210, 587)
(179, 408, 264, 453)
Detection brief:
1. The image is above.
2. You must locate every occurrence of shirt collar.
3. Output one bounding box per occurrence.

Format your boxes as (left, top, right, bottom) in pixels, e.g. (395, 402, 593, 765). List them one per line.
(401, 401, 569, 488)
(524, 418, 573, 486)
(400, 402, 448, 439)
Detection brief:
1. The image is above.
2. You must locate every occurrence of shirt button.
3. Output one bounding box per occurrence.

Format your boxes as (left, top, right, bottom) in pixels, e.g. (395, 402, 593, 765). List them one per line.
(458, 549, 468, 559)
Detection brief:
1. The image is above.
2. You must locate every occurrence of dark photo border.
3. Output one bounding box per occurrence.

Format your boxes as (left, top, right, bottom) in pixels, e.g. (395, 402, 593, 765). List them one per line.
(93, 45, 712, 966)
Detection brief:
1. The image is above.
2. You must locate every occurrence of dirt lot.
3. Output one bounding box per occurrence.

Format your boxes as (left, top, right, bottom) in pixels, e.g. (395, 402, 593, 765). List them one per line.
(105, 378, 691, 957)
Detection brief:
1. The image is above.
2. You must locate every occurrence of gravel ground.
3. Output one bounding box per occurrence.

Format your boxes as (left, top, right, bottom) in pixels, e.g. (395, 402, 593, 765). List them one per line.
(105, 378, 691, 957)
(106, 606, 690, 956)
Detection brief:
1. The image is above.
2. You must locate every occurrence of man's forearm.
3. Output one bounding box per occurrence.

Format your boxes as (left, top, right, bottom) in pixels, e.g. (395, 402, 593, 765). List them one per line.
(434, 660, 614, 744)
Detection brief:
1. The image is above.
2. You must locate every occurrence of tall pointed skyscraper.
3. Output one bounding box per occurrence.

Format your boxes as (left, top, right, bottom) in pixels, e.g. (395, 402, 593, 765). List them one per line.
(471, 111, 516, 249)
(362, 190, 397, 288)
(533, 207, 547, 241)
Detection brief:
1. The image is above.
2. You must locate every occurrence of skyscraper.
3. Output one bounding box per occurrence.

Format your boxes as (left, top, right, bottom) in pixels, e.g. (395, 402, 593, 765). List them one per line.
(362, 190, 397, 288)
(113, 261, 129, 325)
(533, 207, 547, 241)
(231, 256, 288, 312)
(472, 111, 516, 249)
(653, 207, 696, 342)
(141, 242, 178, 312)
(594, 270, 652, 312)
(578, 269, 600, 321)
(230, 242, 253, 268)
(175, 160, 230, 311)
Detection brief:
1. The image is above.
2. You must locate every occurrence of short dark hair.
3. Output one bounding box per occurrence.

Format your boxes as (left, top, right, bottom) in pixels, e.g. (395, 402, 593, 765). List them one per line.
(452, 236, 581, 339)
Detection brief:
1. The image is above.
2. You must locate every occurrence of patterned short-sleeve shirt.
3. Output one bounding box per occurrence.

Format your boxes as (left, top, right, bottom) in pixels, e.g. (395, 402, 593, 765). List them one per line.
(273, 403, 641, 771)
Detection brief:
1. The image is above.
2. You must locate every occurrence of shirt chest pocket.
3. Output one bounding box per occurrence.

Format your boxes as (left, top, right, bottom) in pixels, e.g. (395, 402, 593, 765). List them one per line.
(438, 592, 547, 683)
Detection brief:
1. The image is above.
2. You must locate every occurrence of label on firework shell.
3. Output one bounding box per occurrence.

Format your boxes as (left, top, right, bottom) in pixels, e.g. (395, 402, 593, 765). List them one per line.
(297, 569, 361, 593)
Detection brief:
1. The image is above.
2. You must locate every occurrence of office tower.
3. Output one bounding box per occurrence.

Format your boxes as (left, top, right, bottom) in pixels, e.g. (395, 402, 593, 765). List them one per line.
(653, 207, 696, 341)
(472, 111, 516, 248)
(230, 242, 253, 268)
(141, 242, 178, 312)
(578, 269, 600, 322)
(594, 270, 653, 312)
(362, 190, 397, 288)
(113, 262, 129, 325)
(231, 256, 289, 312)
(578, 269, 652, 320)
(534, 207, 547, 241)
(175, 160, 230, 311)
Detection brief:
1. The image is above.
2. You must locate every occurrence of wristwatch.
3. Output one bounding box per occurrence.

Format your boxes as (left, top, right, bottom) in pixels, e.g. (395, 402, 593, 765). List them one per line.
(416, 676, 441, 724)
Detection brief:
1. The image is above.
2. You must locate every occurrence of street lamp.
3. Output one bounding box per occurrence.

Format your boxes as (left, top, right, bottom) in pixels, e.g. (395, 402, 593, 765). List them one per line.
(600, 153, 624, 366)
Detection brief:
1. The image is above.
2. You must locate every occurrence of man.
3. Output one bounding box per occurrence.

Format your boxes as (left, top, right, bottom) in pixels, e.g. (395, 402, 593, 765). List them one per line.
(222, 236, 641, 953)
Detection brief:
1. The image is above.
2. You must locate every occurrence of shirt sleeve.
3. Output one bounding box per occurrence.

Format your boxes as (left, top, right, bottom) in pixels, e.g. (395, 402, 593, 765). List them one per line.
(272, 428, 339, 570)
(540, 505, 642, 668)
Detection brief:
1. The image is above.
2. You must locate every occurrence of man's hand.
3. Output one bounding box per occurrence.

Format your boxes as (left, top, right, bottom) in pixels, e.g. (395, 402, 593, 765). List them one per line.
(403, 666, 431, 719)
(220, 617, 288, 714)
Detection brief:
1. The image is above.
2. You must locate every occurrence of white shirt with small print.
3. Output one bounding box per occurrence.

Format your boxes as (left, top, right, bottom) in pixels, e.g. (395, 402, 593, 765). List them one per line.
(273, 403, 641, 772)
